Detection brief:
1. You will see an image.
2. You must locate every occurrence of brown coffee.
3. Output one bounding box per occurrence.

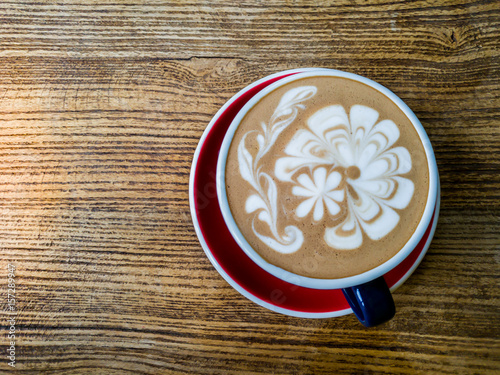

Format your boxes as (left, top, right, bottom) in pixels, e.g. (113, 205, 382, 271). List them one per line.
(225, 75, 429, 279)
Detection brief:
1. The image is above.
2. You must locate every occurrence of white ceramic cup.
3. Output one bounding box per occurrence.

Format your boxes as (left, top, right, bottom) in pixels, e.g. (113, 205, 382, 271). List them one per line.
(216, 69, 439, 326)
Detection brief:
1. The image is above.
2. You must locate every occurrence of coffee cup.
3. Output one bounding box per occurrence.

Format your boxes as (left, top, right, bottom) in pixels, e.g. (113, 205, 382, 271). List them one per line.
(216, 69, 439, 326)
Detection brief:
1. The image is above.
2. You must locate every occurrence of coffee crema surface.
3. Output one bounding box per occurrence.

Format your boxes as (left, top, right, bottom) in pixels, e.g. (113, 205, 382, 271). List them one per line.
(225, 76, 429, 279)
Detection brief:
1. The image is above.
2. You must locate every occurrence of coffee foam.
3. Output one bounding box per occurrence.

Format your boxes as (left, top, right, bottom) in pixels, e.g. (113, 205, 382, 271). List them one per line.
(225, 76, 429, 279)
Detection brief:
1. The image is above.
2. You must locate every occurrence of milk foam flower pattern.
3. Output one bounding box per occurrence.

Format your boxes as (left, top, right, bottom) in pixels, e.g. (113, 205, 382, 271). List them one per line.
(275, 104, 414, 250)
(292, 168, 344, 221)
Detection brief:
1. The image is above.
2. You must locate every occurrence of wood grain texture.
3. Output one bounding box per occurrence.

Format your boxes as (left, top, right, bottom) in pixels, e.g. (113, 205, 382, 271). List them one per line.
(0, 0, 499, 374)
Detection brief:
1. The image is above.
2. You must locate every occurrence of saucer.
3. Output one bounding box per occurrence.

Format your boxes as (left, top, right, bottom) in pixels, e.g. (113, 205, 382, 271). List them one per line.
(189, 69, 440, 318)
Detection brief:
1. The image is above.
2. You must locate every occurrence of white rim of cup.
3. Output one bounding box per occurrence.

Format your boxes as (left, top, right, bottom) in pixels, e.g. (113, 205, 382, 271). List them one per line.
(216, 69, 439, 290)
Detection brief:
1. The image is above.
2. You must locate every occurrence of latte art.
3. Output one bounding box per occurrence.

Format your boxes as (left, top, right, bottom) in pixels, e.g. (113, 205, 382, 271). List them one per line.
(292, 167, 344, 221)
(239, 86, 317, 254)
(225, 75, 429, 279)
(275, 103, 415, 250)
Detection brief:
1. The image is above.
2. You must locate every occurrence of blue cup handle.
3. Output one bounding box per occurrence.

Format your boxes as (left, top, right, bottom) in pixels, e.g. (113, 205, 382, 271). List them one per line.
(342, 276, 396, 327)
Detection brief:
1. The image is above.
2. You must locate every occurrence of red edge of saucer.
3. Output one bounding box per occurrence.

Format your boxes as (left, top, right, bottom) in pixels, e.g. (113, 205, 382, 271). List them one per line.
(190, 72, 438, 317)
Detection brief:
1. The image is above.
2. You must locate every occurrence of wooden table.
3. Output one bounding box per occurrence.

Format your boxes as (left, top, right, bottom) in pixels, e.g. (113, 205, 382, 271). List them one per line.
(1, 1, 498, 374)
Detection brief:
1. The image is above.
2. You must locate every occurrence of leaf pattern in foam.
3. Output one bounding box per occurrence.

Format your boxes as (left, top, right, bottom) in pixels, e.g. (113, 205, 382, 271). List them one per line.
(264, 86, 319, 158)
(237, 133, 257, 190)
(271, 86, 317, 126)
(234, 86, 319, 254)
(245, 194, 267, 213)
(253, 223, 304, 254)
(262, 173, 278, 225)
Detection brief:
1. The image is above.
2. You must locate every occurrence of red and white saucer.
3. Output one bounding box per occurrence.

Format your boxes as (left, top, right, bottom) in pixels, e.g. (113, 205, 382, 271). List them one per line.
(189, 69, 440, 318)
